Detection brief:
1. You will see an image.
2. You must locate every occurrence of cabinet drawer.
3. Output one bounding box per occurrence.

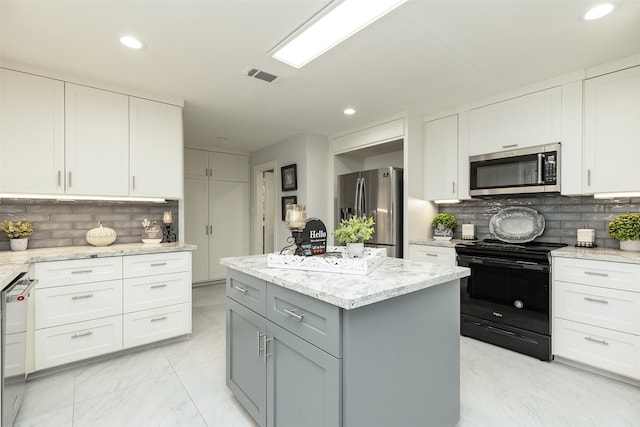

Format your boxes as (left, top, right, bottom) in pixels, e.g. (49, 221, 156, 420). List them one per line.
(555, 281, 640, 334)
(553, 257, 640, 292)
(123, 303, 191, 348)
(34, 315, 123, 370)
(554, 318, 640, 380)
(409, 245, 456, 266)
(35, 279, 123, 329)
(267, 283, 341, 357)
(35, 257, 122, 288)
(123, 272, 190, 313)
(123, 251, 190, 278)
(227, 269, 266, 316)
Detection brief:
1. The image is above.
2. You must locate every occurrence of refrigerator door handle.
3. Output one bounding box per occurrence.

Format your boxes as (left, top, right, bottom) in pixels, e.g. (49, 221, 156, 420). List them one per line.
(360, 177, 366, 217)
(354, 178, 361, 217)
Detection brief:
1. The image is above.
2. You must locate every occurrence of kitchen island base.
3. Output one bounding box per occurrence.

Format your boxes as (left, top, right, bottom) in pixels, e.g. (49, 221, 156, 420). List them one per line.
(225, 267, 461, 427)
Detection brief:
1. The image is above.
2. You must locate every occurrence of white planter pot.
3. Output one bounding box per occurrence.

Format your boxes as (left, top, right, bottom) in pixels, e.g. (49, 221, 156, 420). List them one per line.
(619, 240, 640, 252)
(10, 238, 28, 251)
(346, 242, 365, 258)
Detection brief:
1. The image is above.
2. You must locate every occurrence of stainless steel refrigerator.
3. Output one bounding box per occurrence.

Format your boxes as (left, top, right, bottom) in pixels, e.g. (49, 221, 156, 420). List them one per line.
(337, 167, 403, 257)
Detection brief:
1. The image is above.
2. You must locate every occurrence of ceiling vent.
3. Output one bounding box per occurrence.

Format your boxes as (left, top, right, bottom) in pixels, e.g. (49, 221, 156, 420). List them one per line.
(246, 68, 278, 83)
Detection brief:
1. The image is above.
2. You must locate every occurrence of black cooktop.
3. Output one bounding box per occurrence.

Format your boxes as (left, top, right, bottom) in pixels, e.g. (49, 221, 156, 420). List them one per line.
(455, 239, 567, 262)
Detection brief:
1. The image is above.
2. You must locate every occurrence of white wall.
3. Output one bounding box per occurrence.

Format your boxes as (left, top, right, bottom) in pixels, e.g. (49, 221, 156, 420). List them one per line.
(250, 133, 330, 252)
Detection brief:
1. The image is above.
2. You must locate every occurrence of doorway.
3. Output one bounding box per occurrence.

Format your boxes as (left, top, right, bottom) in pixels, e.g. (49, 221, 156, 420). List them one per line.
(254, 161, 277, 254)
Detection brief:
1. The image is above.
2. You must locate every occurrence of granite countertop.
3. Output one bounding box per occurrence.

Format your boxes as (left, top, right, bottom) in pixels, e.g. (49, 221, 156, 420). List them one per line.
(0, 242, 196, 289)
(221, 254, 470, 310)
(409, 239, 472, 248)
(551, 246, 640, 264)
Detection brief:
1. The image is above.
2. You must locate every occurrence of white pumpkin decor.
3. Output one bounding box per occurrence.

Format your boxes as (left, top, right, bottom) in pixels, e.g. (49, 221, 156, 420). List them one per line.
(86, 221, 117, 246)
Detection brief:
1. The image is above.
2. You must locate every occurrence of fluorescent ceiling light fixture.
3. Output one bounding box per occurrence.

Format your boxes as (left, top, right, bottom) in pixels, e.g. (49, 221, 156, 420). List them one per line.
(119, 35, 144, 49)
(271, 0, 408, 68)
(593, 192, 640, 199)
(0, 193, 166, 203)
(584, 3, 614, 20)
(343, 107, 356, 115)
(434, 199, 461, 204)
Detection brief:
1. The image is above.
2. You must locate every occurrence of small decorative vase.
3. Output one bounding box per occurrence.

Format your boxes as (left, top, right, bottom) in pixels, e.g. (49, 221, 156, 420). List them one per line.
(433, 224, 453, 241)
(619, 240, 640, 252)
(346, 242, 365, 258)
(10, 238, 28, 251)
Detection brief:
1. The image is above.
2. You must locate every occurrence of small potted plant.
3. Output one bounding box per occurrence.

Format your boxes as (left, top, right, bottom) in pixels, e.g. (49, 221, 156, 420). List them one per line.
(608, 213, 640, 251)
(1, 220, 35, 251)
(333, 215, 375, 258)
(432, 213, 457, 241)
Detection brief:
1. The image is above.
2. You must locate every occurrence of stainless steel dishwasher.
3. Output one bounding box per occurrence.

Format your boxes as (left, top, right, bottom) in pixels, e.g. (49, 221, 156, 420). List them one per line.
(2, 271, 37, 427)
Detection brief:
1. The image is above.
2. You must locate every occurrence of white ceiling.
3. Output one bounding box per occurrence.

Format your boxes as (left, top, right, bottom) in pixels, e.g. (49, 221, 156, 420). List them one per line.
(2, 0, 640, 153)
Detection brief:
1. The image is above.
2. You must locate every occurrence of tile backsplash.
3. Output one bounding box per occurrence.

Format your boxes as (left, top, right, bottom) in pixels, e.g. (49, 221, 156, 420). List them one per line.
(0, 199, 178, 250)
(437, 195, 640, 249)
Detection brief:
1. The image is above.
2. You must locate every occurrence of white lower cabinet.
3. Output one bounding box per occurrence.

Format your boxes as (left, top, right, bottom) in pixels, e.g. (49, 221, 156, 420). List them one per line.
(35, 316, 123, 370)
(123, 303, 191, 348)
(408, 244, 456, 266)
(33, 250, 192, 371)
(553, 257, 640, 380)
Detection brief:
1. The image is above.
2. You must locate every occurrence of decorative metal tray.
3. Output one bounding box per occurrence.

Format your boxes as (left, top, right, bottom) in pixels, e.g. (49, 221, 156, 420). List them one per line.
(490, 207, 545, 243)
(267, 246, 386, 275)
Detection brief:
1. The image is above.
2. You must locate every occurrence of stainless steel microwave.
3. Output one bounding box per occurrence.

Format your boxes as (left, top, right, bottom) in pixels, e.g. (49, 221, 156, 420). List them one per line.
(469, 143, 560, 197)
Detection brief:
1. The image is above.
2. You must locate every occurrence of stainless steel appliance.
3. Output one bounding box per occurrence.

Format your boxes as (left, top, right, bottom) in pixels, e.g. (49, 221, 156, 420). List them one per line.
(455, 239, 566, 361)
(469, 143, 560, 197)
(337, 167, 403, 257)
(2, 272, 37, 427)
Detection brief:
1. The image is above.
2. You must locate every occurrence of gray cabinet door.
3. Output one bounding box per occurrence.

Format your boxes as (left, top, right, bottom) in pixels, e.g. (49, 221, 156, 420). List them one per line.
(226, 298, 267, 426)
(266, 321, 341, 427)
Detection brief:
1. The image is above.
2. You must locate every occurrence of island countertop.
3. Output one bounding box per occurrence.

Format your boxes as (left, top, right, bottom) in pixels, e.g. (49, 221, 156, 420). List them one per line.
(221, 254, 470, 310)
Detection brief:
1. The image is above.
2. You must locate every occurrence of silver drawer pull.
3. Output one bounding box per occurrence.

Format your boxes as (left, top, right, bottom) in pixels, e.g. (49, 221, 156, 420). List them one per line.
(71, 269, 93, 274)
(502, 144, 518, 149)
(584, 336, 609, 345)
(151, 316, 167, 322)
(584, 271, 609, 277)
(71, 294, 93, 300)
(234, 286, 248, 294)
(71, 331, 93, 339)
(150, 284, 168, 289)
(424, 253, 438, 257)
(257, 331, 265, 357)
(584, 297, 608, 304)
(150, 262, 168, 267)
(283, 308, 304, 321)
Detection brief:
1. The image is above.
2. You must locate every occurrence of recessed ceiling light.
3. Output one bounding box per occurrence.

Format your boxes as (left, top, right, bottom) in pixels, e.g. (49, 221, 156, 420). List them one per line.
(119, 35, 144, 49)
(344, 108, 356, 115)
(271, 0, 408, 68)
(584, 3, 614, 20)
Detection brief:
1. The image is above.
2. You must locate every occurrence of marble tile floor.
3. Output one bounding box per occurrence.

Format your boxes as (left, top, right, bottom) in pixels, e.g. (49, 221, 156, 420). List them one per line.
(15, 284, 640, 427)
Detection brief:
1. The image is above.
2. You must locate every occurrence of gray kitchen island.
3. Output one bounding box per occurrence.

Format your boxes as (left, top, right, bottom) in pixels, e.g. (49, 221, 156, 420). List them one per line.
(221, 254, 470, 427)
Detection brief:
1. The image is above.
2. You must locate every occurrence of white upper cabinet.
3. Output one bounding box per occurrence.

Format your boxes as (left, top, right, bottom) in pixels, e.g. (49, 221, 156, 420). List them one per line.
(583, 66, 640, 194)
(130, 97, 184, 198)
(425, 115, 459, 201)
(468, 87, 562, 156)
(0, 69, 65, 194)
(65, 83, 130, 196)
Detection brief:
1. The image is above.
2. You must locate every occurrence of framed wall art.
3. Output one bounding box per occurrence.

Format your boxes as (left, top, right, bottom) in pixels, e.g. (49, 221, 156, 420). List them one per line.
(281, 164, 297, 191)
(281, 195, 297, 221)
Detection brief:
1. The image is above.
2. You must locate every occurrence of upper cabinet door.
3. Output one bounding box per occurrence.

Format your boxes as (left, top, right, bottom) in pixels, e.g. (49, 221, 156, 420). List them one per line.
(184, 148, 209, 180)
(130, 97, 184, 198)
(468, 87, 562, 156)
(425, 115, 459, 201)
(583, 66, 640, 194)
(209, 152, 249, 182)
(65, 83, 129, 196)
(0, 69, 65, 194)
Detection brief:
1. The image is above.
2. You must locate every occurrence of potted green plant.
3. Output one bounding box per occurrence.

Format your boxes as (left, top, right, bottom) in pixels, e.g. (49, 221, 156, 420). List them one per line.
(1, 220, 35, 251)
(333, 215, 375, 257)
(432, 213, 457, 241)
(608, 213, 640, 251)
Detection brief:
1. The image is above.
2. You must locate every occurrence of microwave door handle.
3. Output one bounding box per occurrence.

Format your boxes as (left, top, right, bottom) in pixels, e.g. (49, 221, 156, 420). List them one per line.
(537, 153, 544, 184)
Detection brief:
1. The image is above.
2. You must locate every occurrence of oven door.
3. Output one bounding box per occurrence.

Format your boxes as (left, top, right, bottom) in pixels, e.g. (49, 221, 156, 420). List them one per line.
(458, 255, 550, 335)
